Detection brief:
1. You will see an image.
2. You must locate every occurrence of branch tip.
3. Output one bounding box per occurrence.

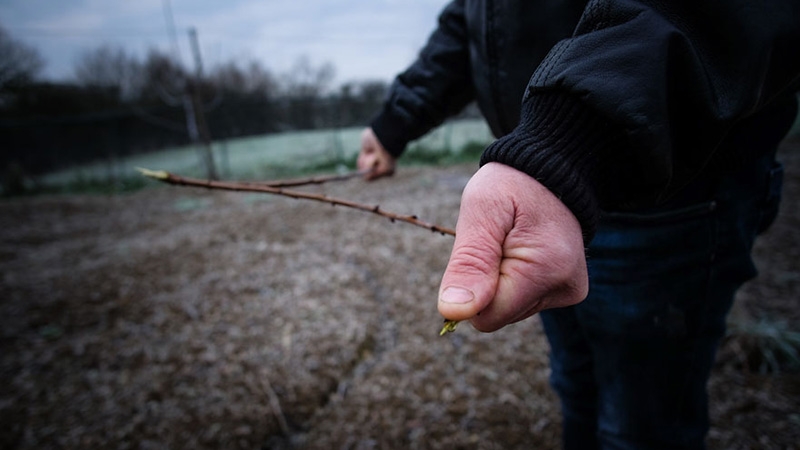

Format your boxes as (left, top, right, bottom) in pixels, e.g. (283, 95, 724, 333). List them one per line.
(136, 167, 170, 180)
(440, 319, 459, 336)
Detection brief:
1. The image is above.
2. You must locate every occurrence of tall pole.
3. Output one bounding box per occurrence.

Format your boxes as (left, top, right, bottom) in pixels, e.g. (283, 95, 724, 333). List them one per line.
(161, 0, 217, 180)
(187, 27, 218, 180)
(189, 27, 204, 77)
(162, 0, 182, 62)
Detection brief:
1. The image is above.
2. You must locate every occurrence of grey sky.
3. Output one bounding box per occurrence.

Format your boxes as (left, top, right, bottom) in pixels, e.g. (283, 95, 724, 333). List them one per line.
(0, 0, 452, 84)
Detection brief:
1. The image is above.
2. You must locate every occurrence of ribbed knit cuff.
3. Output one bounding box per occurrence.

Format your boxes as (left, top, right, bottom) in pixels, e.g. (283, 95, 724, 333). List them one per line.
(480, 92, 626, 244)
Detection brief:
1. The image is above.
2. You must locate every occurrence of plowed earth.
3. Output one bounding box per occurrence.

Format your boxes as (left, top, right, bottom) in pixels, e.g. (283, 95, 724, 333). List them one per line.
(1, 138, 798, 449)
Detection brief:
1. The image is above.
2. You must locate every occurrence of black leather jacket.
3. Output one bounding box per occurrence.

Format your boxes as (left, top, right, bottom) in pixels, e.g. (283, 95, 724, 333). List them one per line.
(371, 0, 800, 241)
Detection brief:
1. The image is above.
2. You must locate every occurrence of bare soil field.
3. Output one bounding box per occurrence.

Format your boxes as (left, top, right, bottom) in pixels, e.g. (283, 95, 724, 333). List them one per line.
(1, 137, 798, 450)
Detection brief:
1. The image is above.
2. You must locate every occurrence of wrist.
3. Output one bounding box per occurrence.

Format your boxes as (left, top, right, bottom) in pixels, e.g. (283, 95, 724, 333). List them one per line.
(369, 109, 412, 159)
(480, 92, 627, 244)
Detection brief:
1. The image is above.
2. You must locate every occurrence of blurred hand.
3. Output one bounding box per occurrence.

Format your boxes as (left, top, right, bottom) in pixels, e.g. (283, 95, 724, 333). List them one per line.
(438, 162, 589, 332)
(357, 128, 396, 180)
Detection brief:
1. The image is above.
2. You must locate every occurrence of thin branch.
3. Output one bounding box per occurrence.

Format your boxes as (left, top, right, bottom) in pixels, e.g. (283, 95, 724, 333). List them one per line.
(136, 168, 456, 236)
(242, 169, 372, 188)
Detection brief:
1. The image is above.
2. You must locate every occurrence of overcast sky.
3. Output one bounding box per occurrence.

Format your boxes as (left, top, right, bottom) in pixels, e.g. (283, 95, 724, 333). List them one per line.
(0, 0, 452, 85)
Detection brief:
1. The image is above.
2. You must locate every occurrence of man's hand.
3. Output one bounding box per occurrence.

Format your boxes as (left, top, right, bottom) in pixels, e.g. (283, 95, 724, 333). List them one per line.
(357, 128, 396, 180)
(438, 163, 589, 332)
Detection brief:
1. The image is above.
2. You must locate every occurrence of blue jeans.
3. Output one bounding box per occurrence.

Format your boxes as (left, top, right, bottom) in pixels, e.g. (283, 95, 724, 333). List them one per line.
(540, 155, 783, 450)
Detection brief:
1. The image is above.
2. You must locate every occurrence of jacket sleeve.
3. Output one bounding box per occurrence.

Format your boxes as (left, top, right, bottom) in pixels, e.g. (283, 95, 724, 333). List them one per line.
(370, 0, 476, 157)
(481, 0, 800, 243)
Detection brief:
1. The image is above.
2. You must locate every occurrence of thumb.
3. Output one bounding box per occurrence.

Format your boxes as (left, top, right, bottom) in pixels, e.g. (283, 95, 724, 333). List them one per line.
(437, 174, 515, 321)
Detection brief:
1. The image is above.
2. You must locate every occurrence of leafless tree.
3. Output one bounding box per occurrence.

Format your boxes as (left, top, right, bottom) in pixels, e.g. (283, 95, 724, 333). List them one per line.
(138, 50, 188, 102)
(210, 60, 279, 98)
(281, 55, 335, 98)
(73, 45, 143, 100)
(0, 25, 43, 91)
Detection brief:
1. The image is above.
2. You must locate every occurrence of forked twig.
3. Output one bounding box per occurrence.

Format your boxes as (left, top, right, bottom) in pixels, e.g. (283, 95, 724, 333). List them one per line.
(136, 168, 456, 236)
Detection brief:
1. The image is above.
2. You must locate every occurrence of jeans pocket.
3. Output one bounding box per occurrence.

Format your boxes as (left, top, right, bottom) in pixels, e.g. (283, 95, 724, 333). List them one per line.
(589, 201, 718, 285)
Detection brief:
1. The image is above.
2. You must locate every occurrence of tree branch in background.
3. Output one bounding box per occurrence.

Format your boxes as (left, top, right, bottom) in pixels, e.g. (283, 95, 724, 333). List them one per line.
(136, 168, 456, 236)
(243, 169, 372, 187)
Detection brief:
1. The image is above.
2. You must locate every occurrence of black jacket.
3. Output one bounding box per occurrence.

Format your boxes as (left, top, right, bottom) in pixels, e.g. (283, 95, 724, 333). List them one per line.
(370, 0, 800, 242)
